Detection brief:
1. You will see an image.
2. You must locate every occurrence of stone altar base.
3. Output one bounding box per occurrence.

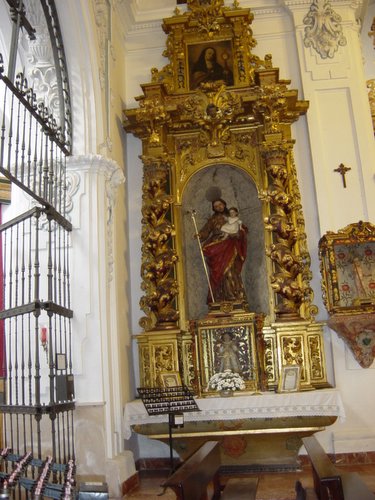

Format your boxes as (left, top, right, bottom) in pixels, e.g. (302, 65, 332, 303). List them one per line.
(133, 415, 337, 470)
(124, 389, 345, 471)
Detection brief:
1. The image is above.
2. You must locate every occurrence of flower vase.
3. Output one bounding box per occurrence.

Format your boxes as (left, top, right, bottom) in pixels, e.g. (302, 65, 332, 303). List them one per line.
(220, 389, 234, 397)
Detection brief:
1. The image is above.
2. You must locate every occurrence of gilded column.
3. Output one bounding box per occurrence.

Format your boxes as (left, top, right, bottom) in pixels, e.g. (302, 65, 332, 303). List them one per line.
(139, 154, 178, 331)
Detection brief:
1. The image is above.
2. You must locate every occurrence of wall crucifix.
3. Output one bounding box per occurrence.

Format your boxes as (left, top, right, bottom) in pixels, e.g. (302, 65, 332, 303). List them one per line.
(334, 163, 351, 188)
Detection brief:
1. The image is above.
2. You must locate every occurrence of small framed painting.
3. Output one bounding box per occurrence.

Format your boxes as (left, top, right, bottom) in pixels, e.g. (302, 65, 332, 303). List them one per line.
(319, 221, 375, 313)
(277, 365, 301, 393)
(160, 371, 182, 388)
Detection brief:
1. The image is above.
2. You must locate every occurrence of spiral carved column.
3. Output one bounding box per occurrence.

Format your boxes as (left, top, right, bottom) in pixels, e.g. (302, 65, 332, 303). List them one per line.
(139, 154, 179, 331)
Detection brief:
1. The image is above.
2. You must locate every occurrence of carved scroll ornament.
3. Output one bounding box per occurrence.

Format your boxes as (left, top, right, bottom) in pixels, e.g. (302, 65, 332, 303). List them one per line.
(303, 0, 347, 59)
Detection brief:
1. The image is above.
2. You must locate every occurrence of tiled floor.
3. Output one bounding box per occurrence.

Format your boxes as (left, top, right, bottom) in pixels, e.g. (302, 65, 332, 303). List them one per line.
(124, 463, 375, 499)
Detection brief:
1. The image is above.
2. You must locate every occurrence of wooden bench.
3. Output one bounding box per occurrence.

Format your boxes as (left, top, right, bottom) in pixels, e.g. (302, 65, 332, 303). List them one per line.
(161, 440, 221, 500)
(221, 477, 258, 499)
(301, 435, 375, 500)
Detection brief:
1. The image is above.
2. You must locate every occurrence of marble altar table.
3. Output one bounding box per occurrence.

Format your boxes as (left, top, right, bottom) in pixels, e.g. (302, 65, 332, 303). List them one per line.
(124, 389, 345, 470)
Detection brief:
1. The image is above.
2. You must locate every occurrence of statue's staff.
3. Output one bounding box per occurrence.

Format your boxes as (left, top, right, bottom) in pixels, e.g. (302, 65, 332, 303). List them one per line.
(189, 209, 215, 303)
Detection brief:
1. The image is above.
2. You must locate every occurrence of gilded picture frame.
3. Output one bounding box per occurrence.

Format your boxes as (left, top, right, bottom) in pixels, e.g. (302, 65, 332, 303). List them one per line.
(160, 371, 182, 388)
(319, 221, 375, 314)
(277, 365, 300, 393)
(194, 316, 259, 396)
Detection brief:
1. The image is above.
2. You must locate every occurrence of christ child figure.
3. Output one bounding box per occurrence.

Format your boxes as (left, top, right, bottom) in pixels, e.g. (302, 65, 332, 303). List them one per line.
(220, 207, 242, 239)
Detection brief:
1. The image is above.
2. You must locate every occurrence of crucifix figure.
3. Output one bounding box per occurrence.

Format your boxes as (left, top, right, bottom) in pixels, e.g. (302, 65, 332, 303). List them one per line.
(334, 163, 351, 188)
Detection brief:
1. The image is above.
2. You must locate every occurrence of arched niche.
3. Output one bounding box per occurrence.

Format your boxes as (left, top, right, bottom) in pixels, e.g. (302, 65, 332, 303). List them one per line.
(181, 163, 269, 320)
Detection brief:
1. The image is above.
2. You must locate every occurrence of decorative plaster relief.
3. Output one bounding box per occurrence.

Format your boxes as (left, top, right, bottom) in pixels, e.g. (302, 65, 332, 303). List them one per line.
(328, 312, 375, 368)
(303, 0, 347, 59)
(93, 0, 114, 153)
(93, 0, 111, 91)
(25, 170, 80, 229)
(65, 171, 81, 219)
(21, 0, 60, 119)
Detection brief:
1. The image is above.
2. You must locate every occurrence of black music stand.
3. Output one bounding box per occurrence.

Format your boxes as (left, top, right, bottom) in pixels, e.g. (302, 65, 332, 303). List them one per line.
(137, 385, 200, 475)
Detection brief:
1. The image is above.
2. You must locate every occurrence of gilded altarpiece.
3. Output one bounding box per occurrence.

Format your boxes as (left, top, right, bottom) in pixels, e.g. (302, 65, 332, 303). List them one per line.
(124, 0, 329, 394)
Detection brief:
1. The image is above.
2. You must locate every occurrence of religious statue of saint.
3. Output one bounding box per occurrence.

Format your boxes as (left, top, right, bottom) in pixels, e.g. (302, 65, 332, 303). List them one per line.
(190, 46, 233, 90)
(196, 198, 248, 304)
(218, 332, 241, 373)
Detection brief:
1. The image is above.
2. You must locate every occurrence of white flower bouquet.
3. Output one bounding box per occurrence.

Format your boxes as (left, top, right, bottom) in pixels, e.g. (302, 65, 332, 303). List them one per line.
(207, 369, 246, 392)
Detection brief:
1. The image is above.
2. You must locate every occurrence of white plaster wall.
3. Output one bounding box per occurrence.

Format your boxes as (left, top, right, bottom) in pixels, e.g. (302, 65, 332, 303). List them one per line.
(123, 0, 375, 459)
(55, 0, 137, 490)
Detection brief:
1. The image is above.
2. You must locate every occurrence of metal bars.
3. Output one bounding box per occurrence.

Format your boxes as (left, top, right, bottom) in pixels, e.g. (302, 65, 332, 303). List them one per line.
(0, 62, 71, 211)
(0, 209, 74, 459)
(0, 1, 74, 473)
(0, 210, 72, 319)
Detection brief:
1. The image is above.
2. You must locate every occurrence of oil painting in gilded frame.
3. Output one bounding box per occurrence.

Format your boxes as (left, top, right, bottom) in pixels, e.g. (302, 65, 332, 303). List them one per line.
(277, 365, 301, 393)
(187, 40, 234, 90)
(319, 221, 375, 313)
(195, 321, 258, 395)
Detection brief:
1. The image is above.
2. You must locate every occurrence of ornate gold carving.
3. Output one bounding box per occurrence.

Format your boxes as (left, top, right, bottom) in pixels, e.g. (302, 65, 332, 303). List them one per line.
(139, 155, 179, 330)
(128, 92, 171, 145)
(263, 334, 277, 385)
(154, 344, 174, 373)
(124, 1, 312, 331)
(124, 0, 326, 391)
(253, 85, 288, 134)
(280, 334, 305, 384)
(137, 331, 183, 388)
(186, 0, 225, 35)
(178, 82, 242, 157)
(260, 147, 313, 320)
(157, 1, 270, 93)
(366, 79, 375, 135)
(274, 321, 328, 390)
(139, 345, 151, 387)
(181, 335, 196, 387)
(307, 334, 325, 381)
